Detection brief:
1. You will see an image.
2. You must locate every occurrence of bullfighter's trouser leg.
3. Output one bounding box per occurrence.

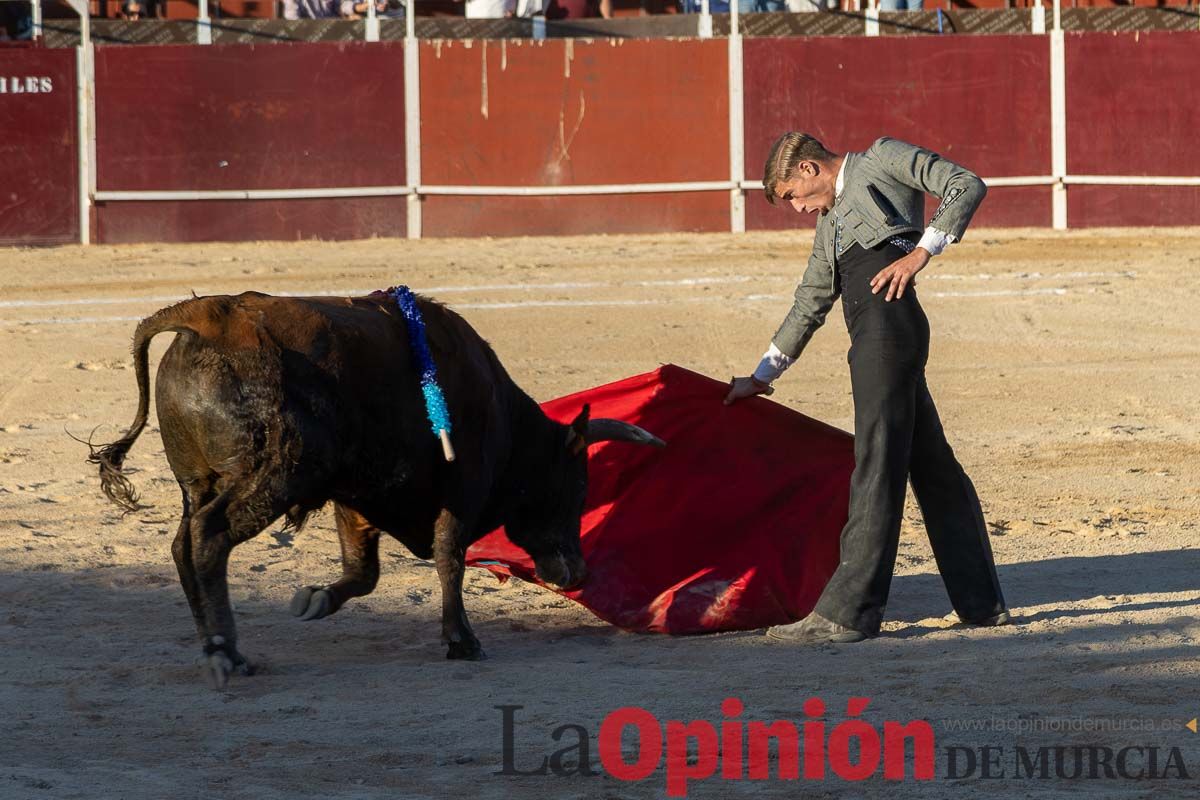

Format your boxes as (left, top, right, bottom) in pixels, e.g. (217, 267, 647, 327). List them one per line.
(812, 361, 1006, 635)
(909, 379, 1006, 623)
(813, 343, 919, 636)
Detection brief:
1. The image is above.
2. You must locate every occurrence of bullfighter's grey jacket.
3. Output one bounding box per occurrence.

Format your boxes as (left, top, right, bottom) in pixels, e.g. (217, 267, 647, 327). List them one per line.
(771, 137, 987, 359)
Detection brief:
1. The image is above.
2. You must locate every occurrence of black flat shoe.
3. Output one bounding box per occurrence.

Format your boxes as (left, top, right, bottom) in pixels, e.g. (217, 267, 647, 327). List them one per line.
(766, 611, 870, 644)
(963, 609, 1012, 627)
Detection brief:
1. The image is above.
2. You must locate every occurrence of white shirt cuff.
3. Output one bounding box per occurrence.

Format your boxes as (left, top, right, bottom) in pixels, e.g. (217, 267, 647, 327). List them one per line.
(752, 343, 796, 384)
(917, 226, 957, 257)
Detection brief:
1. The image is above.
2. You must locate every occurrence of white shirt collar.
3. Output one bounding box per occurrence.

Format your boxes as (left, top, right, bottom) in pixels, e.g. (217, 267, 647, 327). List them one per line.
(834, 155, 848, 200)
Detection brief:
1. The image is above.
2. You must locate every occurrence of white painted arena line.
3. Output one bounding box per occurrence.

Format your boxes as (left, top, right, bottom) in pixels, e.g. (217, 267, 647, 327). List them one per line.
(924, 270, 1136, 282)
(1, 315, 149, 326)
(633, 277, 752, 287)
(0, 276, 753, 311)
(457, 298, 713, 310)
(2, 298, 720, 326)
(927, 287, 1075, 298)
(742, 287, 1087, 301)
(2, 287, 1090, 327)
(0, 283, 609, 309)
(0, 270, 1126, 312)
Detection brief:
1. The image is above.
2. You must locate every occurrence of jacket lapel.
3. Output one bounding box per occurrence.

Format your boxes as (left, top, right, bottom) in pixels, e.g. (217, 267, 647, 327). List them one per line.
(829, 151, 863, 255)
(836, 151, 861, 207)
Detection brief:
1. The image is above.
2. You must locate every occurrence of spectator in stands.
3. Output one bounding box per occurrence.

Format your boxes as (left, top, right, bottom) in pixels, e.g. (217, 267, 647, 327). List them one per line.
(283, 0, 387, 17)
(343, 0, 389, 16)
(880, 0, 923, 9)
(514, 0, 548, 15)
(456, 0, 517, 16)
(685, 0, 829, 13)
(120, 0, 145, 19)
(740, 0, 786, 12)
(0, 1, 32, 39)
(598, 0, 678, 17)
(683, 0, 729, 12)
(283, 0, 339, 17)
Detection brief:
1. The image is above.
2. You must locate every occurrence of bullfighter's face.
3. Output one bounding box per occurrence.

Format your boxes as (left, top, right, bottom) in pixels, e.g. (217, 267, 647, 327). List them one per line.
(775, 160, 837, 216)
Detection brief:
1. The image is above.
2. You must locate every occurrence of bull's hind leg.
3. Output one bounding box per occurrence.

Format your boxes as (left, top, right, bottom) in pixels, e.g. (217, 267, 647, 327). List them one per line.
(291, 504, 381, 621)
(184, 480, 293, 689)
(433, 509, 485, 661)
(171, 479, 209, 634)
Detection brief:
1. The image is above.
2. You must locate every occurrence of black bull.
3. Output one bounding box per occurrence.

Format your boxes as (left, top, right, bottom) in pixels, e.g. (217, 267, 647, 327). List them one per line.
(91, 291, 663, 688)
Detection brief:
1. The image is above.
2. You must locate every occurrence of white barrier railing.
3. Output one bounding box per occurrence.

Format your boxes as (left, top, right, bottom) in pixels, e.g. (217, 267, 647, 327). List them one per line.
(68, 1, 1200, 243)
(727, 0, 744, 233)
(404, 4, 421, 237)
(105, 174, 1200, 203)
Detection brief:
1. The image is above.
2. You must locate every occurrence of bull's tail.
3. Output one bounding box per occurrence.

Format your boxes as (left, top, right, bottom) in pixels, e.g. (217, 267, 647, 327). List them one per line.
(89, 298, 209, 512)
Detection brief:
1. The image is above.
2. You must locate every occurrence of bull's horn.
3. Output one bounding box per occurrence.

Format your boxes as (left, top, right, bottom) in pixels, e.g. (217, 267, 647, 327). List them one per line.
(585, 419, 666, 448)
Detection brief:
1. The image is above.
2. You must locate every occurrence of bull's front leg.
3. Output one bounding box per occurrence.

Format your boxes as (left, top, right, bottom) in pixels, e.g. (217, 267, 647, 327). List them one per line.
(291, 503, 381, 621)
(432, 509, 484, 660)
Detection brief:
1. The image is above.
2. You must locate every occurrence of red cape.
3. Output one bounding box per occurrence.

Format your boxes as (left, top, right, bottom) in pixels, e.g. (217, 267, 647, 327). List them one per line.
(466, 365, 854, 634)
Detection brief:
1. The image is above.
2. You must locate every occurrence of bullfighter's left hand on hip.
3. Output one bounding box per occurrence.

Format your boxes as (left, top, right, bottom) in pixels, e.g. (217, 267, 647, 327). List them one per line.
(870, 248, 931, 302)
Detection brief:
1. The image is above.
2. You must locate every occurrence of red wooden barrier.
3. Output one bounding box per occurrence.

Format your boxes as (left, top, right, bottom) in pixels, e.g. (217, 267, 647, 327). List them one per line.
(94, 41, 407, 243)
(86, 0, 276, 18)
(418, 38, 730, 237)
(421, 193, 730, 238)
(0, 47, 78, 247)
(96, 197, 410, 244)
(1066, 31, 1200, 227)
(742, 35, 1052, 232)
(60, 31, 1200, 245)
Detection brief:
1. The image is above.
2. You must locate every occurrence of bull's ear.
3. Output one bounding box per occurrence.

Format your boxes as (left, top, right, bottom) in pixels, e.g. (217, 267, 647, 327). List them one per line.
(566, 404, 591, 456)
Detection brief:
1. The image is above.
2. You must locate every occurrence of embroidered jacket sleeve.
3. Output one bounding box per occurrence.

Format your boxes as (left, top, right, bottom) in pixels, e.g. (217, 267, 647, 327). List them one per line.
(870, 137, 987, 243)
(757, 217, 840, 380)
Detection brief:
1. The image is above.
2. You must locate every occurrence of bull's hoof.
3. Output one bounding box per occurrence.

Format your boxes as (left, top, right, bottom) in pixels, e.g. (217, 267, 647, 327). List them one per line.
(201, 647, 254, 691)
(290, 586, 334, 621)
(205, 651, 234, 690)
(446, 640, 487, 661)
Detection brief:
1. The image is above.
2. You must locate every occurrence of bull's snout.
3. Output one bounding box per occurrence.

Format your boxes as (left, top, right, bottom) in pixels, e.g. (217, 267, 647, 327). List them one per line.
(535, 553, 588, 590)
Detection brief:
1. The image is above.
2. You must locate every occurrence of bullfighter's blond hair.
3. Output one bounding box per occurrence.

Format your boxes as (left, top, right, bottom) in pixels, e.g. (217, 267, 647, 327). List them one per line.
(762, 132, 836, 205)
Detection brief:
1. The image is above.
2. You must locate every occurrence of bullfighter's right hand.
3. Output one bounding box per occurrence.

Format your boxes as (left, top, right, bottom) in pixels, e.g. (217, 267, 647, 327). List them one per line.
(724, 376, 774, 405)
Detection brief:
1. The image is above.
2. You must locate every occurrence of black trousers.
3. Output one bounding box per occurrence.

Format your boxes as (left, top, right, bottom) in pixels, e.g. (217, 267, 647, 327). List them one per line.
(812, 237, 1006, 635)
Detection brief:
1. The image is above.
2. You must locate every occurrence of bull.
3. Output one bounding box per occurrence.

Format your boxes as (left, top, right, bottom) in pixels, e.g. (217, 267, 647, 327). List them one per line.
(91, 290, 663, 688)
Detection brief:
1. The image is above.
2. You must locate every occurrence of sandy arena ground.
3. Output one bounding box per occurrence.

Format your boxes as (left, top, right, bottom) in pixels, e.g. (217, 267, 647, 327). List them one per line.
(1, 229, 1198, 798)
